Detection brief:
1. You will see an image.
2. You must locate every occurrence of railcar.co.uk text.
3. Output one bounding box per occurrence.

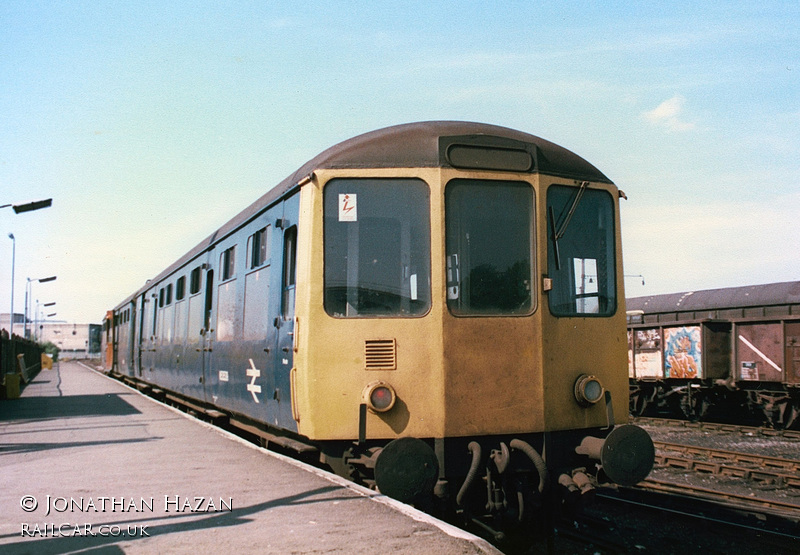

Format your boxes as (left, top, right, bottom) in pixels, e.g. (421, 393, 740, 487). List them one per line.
(18, 495, 233, 538)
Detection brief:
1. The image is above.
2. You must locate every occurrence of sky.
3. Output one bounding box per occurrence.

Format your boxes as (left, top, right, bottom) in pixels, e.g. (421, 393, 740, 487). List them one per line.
(1, 1, 798, 326)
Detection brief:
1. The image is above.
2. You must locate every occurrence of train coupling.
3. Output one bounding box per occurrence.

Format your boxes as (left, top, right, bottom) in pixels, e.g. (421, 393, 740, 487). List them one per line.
(557, 470, 597, 511)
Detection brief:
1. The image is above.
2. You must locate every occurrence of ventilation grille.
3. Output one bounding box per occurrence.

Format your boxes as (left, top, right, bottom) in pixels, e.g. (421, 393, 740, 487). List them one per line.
(365, 339, 397, 370)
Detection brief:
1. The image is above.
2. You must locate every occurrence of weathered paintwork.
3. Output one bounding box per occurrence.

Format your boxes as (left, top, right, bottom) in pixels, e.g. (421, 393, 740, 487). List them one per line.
(103, 122, 648, 512)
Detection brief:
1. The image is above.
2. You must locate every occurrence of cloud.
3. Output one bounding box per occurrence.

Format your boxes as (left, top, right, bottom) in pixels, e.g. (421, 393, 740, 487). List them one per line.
(643, 95, 696, 132)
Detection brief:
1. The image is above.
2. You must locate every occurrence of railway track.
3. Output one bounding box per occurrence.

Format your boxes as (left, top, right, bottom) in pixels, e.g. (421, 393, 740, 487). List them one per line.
(541, 418, 800, 553)
(641, 421, 800, 519)
(526, 437, 800, 554)
(654, 440, 800, 487)
(634, 416, 800, 440)
(522, 420, 800, 552)
(545, 481, 800, 555)
(596, 484, 799, 551)
(638, 476, 800, 520)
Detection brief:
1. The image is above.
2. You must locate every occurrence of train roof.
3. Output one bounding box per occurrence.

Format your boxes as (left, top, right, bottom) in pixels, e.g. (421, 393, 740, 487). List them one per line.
(117, 121, 612, 308)
(284, 120, 612, 182)
(627, 281, 800, 315)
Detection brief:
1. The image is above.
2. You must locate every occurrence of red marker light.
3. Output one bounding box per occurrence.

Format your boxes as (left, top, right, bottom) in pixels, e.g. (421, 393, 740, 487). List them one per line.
(363, 382, 396, 413)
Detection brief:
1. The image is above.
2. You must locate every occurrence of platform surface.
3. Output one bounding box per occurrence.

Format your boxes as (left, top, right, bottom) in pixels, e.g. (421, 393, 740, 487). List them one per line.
(0, 361, 499, 554)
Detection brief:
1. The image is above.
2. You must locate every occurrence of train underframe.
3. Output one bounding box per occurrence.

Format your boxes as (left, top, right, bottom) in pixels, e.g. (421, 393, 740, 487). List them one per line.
(319, 425, 653, 544)
(630, 379, 800, 430)
(108, 370, 653, 544)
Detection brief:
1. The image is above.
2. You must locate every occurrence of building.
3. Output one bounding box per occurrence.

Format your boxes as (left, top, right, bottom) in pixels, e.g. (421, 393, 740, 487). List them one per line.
(0, 313, 26, 338)
(0, 314, 101, 359)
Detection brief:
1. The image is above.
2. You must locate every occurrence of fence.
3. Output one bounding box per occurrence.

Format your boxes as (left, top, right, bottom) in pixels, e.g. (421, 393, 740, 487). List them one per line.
(1, 332, 45, 397)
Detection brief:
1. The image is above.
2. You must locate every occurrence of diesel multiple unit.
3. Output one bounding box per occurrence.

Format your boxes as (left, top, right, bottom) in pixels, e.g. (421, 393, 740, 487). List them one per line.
(103, 121, 653, 539)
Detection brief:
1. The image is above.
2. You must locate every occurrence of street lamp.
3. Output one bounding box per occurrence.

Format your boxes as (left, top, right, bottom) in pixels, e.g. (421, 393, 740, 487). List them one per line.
(2, 198, 52, 338)
(8, 233, 14, 337)
(38, 310, 57, 343)
(0, 198, 53, 214)
(35, 301, 56, 342)
(25, 276, 56, 340)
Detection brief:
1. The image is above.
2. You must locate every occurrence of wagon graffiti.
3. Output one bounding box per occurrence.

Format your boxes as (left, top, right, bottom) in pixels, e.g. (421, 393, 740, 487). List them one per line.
(664, 326, 701, 378)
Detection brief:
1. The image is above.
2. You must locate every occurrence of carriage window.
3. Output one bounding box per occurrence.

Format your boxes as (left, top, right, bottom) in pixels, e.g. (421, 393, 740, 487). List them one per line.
(546, 184, 616, 316)
(324, 178, 431, 317)
(281, 225, 297, 319)
(445, 180, 534, 315)
(190, 267, 202, 295)
(152, 291, 158, 334)
(221, 246, 236, 281)
(249, 226, 270, 268)
(176, 276, 186, 301)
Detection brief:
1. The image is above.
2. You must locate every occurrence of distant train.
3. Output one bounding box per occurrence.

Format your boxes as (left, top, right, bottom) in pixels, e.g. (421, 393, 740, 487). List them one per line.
(628, 281, 800, 429)
(102, 121, 653, 540)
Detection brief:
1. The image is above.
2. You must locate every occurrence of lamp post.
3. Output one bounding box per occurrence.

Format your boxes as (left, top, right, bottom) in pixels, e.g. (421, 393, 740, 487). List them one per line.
(2, 198, 53, 338)
(8, 233, 14, 337)
(39, 310, 57, 343)
(35, 301, 56, 342)
(25, 276, 56, 340)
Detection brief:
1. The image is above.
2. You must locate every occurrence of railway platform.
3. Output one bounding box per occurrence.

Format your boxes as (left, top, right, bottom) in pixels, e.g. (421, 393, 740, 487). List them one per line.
(0, 361, 499, 554)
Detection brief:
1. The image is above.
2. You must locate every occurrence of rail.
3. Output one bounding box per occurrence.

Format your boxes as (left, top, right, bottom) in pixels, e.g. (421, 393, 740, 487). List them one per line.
(654, 440, 800, 482)
(636, 477, 800, 520)
(634, 416, 800, 440)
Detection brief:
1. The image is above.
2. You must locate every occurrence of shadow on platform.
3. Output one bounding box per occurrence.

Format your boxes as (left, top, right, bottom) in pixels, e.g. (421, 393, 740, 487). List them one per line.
(0, 393, 142, 422)
(0, 436, 162, 457)
(0, 486, 350, 555)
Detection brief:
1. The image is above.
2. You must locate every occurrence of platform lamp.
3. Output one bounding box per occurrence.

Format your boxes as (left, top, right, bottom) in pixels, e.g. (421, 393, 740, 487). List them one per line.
(25, 276, 56, 340)
(40, 311, 57, 343)
(0, 198, 53, 214)
(8, 233, 14, 337)
(2, 198, 53, 337)
(35, 302, 56, 342)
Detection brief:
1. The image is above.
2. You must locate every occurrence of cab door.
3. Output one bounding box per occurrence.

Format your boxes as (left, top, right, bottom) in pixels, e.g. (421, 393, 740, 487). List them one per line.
(133, 293, 146, 377)
(274, 193, 300, 430)
(199, 267, 215, 401)
(140, 289, 157, 378)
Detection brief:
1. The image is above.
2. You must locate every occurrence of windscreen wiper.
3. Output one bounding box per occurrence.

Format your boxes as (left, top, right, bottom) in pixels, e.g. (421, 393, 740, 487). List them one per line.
(549, 181, 589, 271)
